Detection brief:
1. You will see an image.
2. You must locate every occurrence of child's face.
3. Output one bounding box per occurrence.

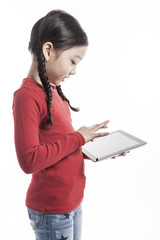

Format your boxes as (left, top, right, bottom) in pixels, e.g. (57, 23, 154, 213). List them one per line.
(45, 45, 87, 86)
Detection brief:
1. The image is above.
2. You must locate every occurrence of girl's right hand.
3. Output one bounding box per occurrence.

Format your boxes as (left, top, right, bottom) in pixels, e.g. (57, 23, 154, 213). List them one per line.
(77, 120, 110, 143)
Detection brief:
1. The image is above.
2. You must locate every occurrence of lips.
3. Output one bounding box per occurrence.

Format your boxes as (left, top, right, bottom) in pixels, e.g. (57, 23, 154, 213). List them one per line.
(61, 75, 70, 82)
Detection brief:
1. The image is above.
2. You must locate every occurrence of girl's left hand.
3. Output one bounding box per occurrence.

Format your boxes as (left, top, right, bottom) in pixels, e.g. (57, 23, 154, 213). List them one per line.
(111, 151, 130, 159)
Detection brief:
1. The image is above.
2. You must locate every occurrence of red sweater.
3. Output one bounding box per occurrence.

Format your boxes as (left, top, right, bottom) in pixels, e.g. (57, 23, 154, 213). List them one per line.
(12, 78, 86, 214)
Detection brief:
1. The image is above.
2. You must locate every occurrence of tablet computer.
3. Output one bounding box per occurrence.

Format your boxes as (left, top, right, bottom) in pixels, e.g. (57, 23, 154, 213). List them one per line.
(82, 130, 147, 162)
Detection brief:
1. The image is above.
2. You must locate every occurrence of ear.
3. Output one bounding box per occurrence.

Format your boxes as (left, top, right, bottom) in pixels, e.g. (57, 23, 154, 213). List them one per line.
(42, 42, 55, 61)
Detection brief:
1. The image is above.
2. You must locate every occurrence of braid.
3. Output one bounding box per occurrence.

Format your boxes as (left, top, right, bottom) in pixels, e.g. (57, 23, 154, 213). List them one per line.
(56, 85, 80, 112)
(28, 10, 89, 125)
(36, 43, 53, 125)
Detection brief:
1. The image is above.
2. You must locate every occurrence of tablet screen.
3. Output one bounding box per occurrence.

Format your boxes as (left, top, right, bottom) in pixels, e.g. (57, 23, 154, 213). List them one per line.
(82, 130, 147, 161)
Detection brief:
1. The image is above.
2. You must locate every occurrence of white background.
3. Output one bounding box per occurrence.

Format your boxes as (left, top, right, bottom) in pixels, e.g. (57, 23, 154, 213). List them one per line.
(0, 0, 160, 239)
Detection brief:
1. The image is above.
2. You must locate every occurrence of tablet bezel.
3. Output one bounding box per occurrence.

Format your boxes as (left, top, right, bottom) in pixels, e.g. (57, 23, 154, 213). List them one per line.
(82, 130, 147, 162)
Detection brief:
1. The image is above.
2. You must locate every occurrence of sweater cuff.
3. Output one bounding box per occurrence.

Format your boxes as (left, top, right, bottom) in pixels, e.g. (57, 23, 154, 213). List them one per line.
(74, 131, 85, 146)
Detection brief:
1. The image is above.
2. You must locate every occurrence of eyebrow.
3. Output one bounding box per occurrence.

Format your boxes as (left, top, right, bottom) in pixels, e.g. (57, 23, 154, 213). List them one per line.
(75, 55, 82, 60)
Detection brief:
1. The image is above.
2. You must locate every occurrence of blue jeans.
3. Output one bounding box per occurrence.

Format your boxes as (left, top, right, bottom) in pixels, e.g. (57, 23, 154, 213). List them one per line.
(27, 205, 82, 240)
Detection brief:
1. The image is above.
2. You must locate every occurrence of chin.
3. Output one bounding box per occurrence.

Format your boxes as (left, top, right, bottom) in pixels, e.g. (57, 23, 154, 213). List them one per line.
(50, 79, 63, 87)
(57, 81, 62, 86)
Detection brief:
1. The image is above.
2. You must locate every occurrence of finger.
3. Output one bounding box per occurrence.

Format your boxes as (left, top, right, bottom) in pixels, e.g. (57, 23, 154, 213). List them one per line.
(90, 120, 109, 129)
(94, 132, 109, 138)
(117, 152, 126, 157)
(111, 156, 116, 159)
(121, 153, 126, 156)
(90, 120, 110, 131)
(89, 121, 108, 130)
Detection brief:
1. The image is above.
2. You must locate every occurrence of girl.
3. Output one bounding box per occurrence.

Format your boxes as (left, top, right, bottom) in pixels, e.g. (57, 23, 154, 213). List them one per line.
(12, 10, 110, 240)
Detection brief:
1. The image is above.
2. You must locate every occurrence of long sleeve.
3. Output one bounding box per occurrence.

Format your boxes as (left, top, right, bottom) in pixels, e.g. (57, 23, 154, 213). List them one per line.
(83, 153, 90, 160)
(12, 89, 85, 174)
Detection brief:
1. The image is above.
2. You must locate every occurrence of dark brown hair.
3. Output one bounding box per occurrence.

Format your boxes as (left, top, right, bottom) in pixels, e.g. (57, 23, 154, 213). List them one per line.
(28, 10, 88, 125)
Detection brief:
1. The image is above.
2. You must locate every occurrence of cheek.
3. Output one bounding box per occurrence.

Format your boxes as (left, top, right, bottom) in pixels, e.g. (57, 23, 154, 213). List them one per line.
(45, 58, 71, 79)
(45, 62, 60, 79)
(58, 63, 71, 77)
(45, 62, 54, 77)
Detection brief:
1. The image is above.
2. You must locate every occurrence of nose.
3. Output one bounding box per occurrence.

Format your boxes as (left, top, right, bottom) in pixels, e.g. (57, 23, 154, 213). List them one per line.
(70, 67, 76, 75)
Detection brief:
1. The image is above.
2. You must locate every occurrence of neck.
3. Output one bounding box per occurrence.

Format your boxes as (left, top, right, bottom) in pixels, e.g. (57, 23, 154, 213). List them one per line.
(27, 60, 42, 85)
(27, 60, 56, 88)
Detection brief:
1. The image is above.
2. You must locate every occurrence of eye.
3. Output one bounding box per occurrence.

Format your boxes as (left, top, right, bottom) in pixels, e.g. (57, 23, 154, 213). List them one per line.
(71, 60, 76, 65)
